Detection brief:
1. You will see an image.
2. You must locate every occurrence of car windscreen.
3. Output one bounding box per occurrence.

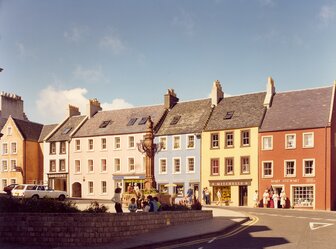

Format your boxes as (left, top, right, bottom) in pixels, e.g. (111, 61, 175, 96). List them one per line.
(15, 185, 25, 190)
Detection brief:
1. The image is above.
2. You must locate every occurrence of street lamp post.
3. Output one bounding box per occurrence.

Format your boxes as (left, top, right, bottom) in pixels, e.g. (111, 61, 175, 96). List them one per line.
(137, 116, 162, 190)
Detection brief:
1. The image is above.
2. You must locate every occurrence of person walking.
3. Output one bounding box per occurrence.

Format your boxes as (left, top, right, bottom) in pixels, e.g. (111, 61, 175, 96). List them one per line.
(111, 187, 123, 213)
(205, 187, 210, 205)
(280, 190, 287, 208)
(216, 189, 222, 206)
(253, 190, 259, 207)
(273, 191, 280, 209)
(262, 189, 269, 208)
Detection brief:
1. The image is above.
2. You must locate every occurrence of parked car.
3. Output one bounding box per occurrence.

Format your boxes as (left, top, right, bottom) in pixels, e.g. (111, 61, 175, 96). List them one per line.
(3, 183, 18, 195)
(11, 184, 68, 201)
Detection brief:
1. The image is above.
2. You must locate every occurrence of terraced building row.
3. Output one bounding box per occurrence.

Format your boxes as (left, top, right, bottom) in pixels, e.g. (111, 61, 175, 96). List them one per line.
(1, 78, 336, 210)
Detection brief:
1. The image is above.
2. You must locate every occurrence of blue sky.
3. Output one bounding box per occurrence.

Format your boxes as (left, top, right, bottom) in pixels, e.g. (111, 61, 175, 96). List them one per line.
(1, 0, 336, 124)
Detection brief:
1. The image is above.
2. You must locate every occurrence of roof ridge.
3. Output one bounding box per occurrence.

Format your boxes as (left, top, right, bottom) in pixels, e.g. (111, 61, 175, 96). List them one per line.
(276, 85, 332, 94)
(223, 91, 266, 98)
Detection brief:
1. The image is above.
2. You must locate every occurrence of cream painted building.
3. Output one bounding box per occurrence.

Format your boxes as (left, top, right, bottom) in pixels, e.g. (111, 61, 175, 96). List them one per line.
(201, 79, 274, 207)
(70, 103, 166, 199)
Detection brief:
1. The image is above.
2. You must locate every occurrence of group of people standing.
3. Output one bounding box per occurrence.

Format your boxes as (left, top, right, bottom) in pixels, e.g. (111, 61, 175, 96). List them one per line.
(202, 187, 211, 205)
(256, 189, 287, 208)
(111, 187, 161, 213)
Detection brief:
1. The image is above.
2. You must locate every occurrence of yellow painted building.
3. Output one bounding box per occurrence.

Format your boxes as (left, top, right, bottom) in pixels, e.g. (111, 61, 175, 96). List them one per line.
(201, 81, 271, 207)
(0, 116, 43, 189)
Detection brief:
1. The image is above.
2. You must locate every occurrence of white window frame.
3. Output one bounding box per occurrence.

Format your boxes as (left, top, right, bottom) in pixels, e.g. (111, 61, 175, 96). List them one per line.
(49, 160, 56, 172)
(186, 134, 195, 149)
(128, 157, 135, 172)
(101, 138, 107, 151)
(303, 132, 314, 148)
(262, 160, 273, 178)
(10, 142, 17, 154)
(114, 158, 121, 172)
(7, 126, 12, 135)
(101, 181, 107, 194)
(128, 136, 135, 149)
(101, 158, 107, 172)
(88, 139, 94, 151)
(74, 160, 81, 174)
(173, 135, 181, 150)
(284, 160, 296, 177)
(59, 159, 66, 172)
(211, 133, 219, 149)
(159, 137, 167, 151)
(285, 134, 296, 149)
(173, 157, 181, 174)
(2, 160, 8, 172)
(291, 184, 315, 208)
(10, 159, 17, 171)
(159, 158, 167, 174)
(2, 143, 8, 155)
(303, 159, 315, 177)
(75, 140, 81, 152)
(186, 156, 195, 173)
(10, 178, 16, 185)
(262, 136, 273, 150)
(88, 181, 94, 195)
(114, 137, 121, 150)
(2, 179, 8, 189)
(88, 159, 94, 173)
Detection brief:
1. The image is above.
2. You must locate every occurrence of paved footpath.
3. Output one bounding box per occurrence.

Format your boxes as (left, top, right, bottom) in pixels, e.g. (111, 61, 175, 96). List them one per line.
(0, 206, 249, 249)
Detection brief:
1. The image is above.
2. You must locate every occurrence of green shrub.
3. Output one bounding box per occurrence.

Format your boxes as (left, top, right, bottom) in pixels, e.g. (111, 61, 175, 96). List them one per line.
(83, 201, 108, 213)
(0, 197, 79, 213)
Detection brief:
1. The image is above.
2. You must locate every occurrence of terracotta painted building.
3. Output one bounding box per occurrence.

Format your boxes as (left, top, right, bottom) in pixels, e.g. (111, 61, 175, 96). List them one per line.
(259, 84, 336, 210)
(0, 116, 43, 188)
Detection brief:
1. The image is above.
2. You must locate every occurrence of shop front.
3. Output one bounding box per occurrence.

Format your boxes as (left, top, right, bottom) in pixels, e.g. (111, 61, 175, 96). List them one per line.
(47, 173, 68, 192)
(112, 175, 145, 193)
(209, 179, 252, 206)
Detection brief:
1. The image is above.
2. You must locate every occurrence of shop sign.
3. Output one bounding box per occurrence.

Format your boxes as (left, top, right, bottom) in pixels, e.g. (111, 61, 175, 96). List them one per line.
(270, 179, 300, 184)
(48, 173, 67, 179)
(209, 179, 252, 186)
(113, 175, 145, 180)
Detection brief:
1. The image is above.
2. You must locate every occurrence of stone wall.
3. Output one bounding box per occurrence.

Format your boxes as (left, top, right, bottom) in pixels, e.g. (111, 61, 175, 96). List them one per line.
(0, 210, 212, 246)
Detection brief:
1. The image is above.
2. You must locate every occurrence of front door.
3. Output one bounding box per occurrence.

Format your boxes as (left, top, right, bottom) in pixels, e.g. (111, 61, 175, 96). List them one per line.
(239, 185, 248, 206)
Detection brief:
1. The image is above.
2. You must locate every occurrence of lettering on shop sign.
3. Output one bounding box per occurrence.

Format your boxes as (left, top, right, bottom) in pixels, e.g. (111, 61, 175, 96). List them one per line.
(48, 174, 67, 178)
(209, 179, 252, 187)
(271, 179, 300, 183)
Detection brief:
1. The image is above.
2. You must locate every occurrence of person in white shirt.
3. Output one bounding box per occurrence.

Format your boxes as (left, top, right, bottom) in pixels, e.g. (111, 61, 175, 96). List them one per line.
(111, 187, 123, 213)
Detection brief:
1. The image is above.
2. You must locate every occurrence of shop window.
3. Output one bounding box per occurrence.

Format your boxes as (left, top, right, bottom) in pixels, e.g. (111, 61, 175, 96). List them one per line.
(293, 186, 314, 207)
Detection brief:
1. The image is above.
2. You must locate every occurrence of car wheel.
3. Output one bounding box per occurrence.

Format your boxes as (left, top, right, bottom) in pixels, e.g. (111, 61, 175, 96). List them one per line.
(32, 195, 39, 200)
(58, 195, 65, 201)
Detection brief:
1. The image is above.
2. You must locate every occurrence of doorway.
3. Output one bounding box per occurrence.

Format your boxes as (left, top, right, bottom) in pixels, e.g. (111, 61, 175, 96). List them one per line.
(239, 185, 248, 206)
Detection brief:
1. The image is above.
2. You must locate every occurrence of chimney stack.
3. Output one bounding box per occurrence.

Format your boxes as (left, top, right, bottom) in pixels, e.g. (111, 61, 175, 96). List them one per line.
(263, 76, 276, 109)
(87, 98, 102, 118)
(210, 80, 224, 106)
(164, 89, 179, 109)
(68, 105, 81, 117)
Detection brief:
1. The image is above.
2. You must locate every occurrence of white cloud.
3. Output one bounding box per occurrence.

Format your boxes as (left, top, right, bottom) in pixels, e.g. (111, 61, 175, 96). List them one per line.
(319, 4, 336, 26)
(64, 25, 88, 42)
(172, 9, 195, 36)
(99, 34, 126, 54)
(36, 86, 134, 123)
(73, 65, 104, 83)
(101, 98, 134, 110)
(36, 86, 88, 123)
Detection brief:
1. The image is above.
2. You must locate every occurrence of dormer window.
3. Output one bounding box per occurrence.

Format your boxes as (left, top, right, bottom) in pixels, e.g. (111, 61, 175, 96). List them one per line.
(62, 127, 72, 135)
(224, 111, 234, 120)
(138, 117, 148, 125)
(127, 118, 137, 126)
(99, 120, 111, 128)
(170, 115, 181, 125)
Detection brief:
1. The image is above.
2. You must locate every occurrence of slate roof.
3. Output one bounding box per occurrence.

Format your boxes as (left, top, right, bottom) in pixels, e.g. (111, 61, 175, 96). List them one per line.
(38, 124, 58, 142)
(260, 87, 333, 132)
(13, 118, 43, 141)
(205, 92, 267, 131)
(156, 99, 212, 136)
(47, 116, 86, 142)
(73, 105, 166, 138)
(0, 118, 7, 132)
